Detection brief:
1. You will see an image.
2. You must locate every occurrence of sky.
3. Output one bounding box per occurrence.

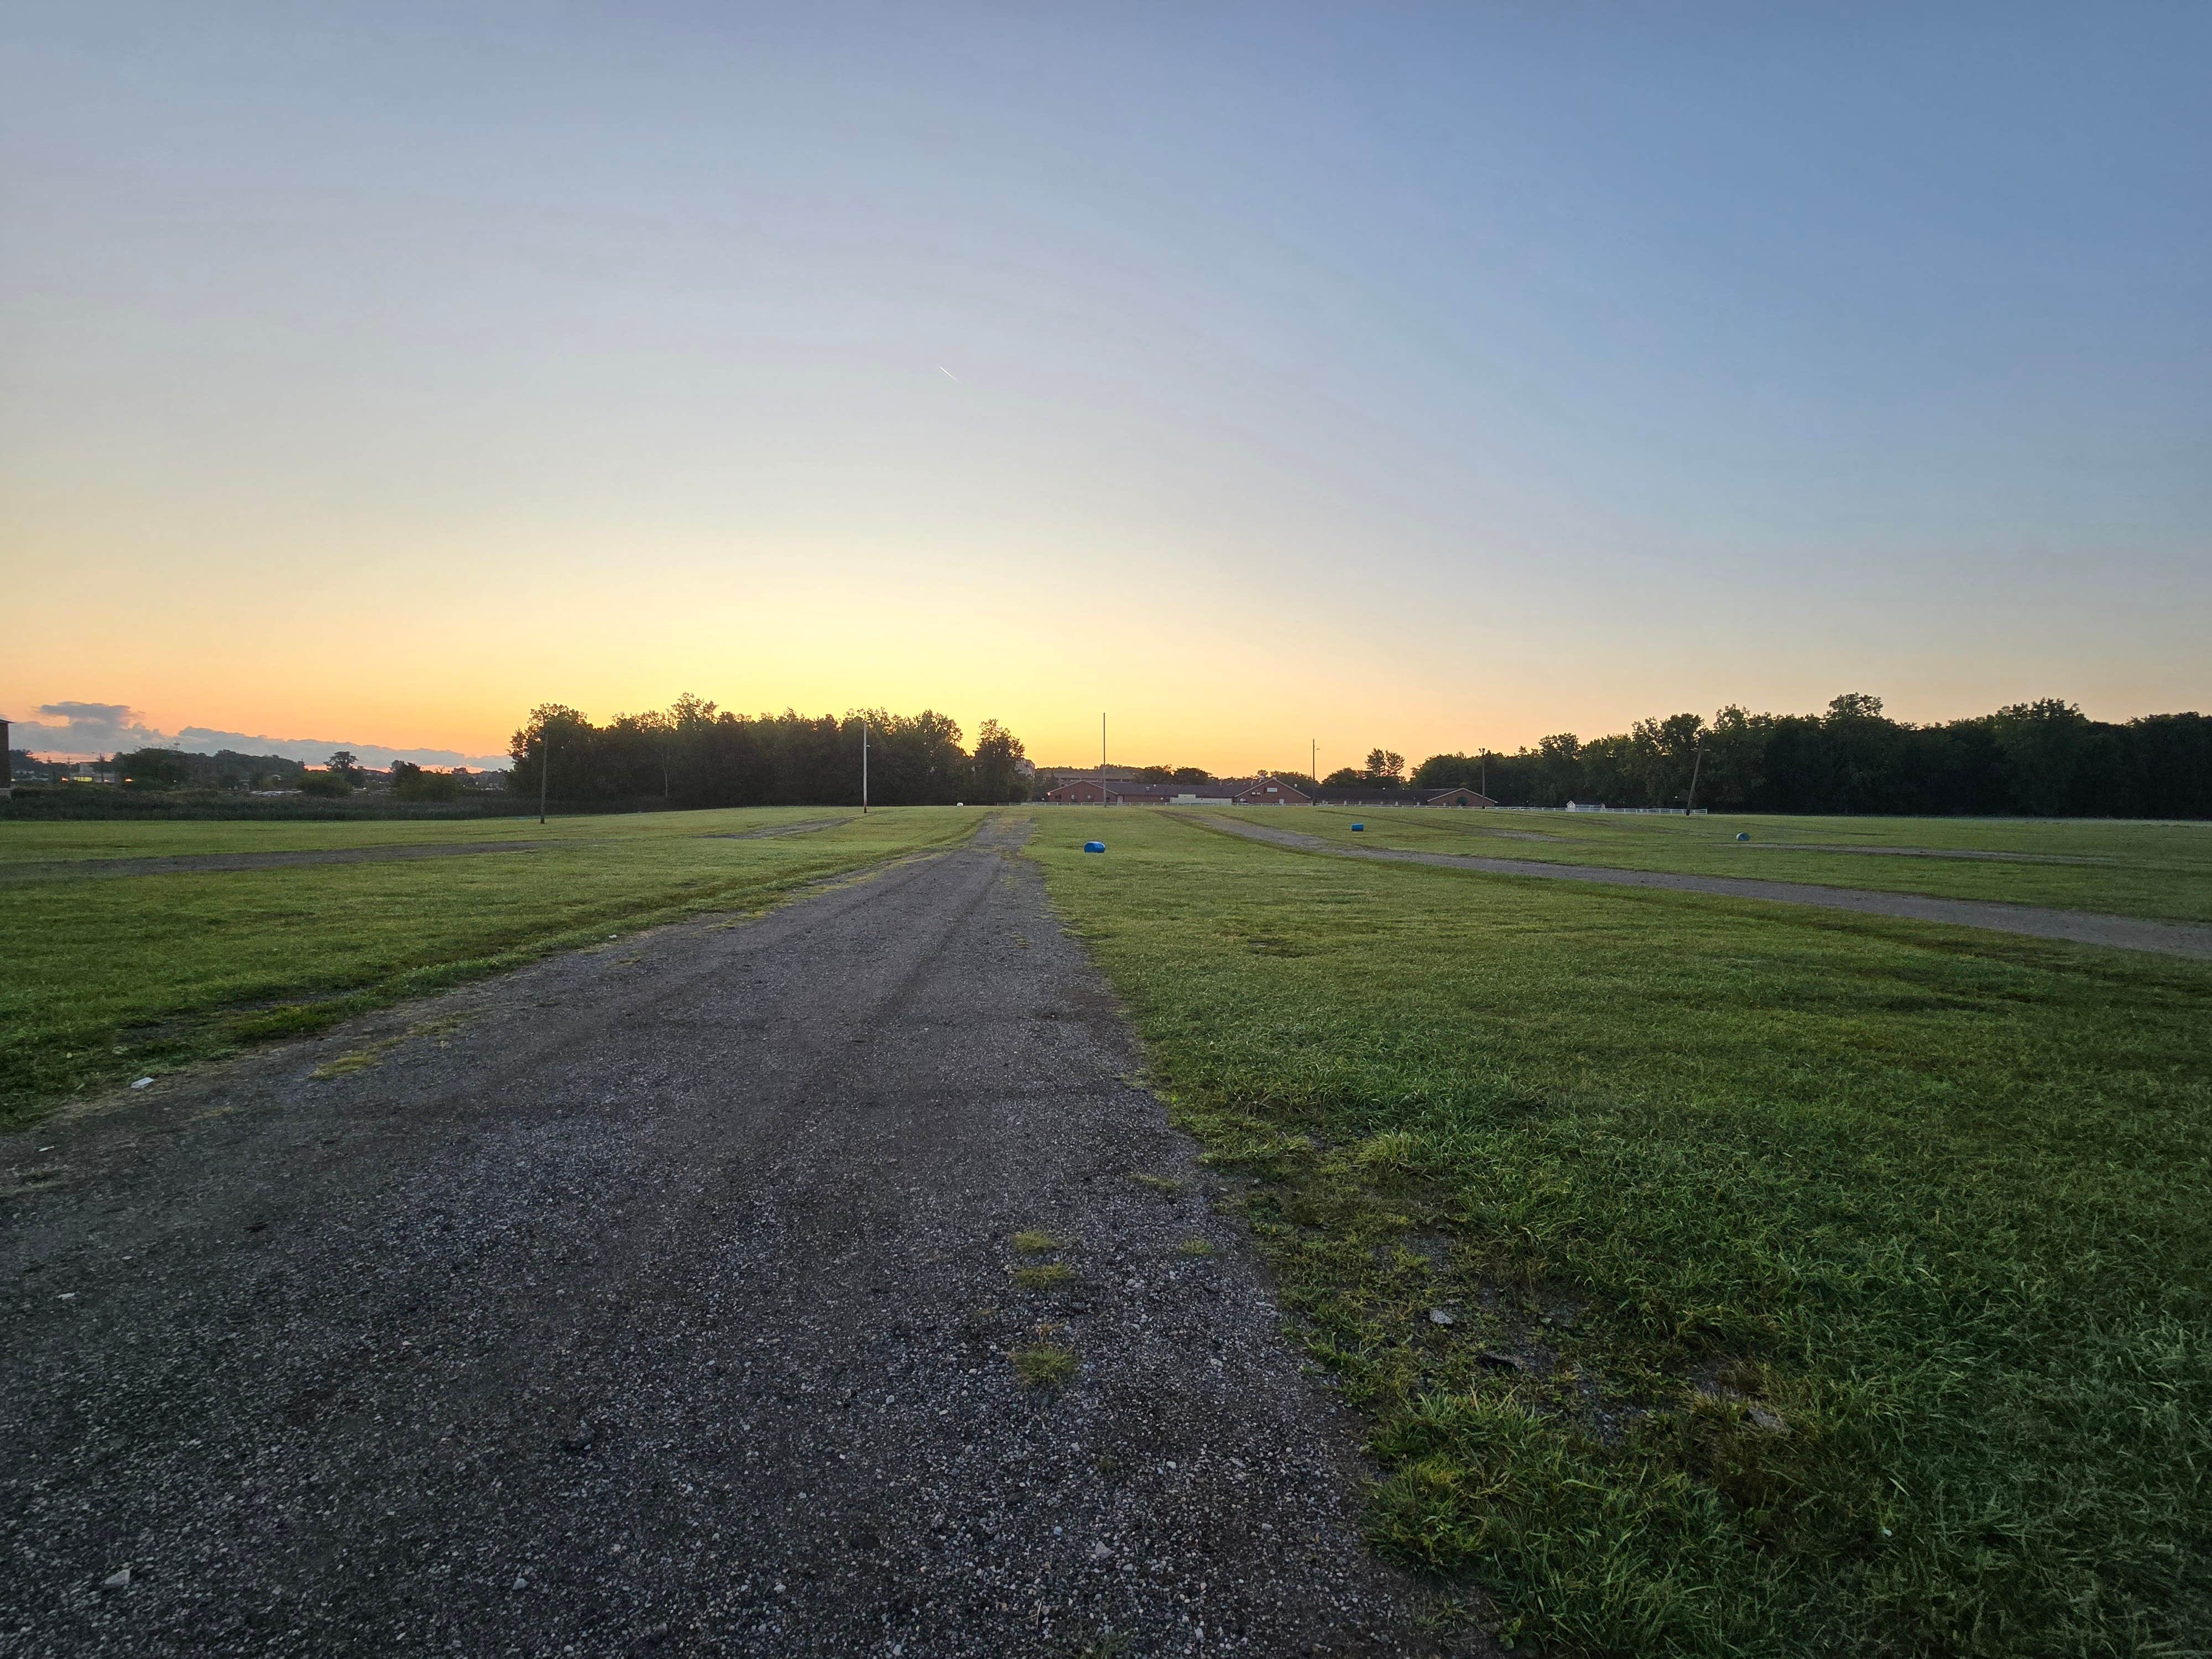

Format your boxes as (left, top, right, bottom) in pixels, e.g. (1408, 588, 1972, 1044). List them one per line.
(3, 2, 2206, 773)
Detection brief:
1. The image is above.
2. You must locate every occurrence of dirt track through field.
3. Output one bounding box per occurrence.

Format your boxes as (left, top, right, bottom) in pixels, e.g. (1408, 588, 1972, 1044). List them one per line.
(1202, 815, 2212, 960)
(1, 822, 1465, 1658)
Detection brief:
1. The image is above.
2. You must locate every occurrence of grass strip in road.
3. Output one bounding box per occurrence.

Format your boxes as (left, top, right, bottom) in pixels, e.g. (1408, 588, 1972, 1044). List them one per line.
(1217, 806, 2212, 924)
(0, 808, 974, 1129)
(1025, 809, 2212, 1657)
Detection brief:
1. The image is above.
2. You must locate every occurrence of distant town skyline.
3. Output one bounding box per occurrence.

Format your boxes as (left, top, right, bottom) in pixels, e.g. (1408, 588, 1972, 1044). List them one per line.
(6, 5, 2206, 773)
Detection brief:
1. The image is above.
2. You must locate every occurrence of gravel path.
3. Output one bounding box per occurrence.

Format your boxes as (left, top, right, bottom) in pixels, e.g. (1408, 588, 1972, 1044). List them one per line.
(1201, 816, 2212, 961)
(2, 822, 1468, 1657)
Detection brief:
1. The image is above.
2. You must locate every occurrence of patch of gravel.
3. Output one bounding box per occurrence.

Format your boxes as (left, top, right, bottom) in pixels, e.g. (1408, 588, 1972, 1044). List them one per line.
(1, 820, 1478, 1657)
(1199, 815, 2212, 961)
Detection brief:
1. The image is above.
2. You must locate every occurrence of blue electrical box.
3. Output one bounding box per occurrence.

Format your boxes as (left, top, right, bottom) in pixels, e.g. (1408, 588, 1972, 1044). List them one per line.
(1350, 822, 1365, 832)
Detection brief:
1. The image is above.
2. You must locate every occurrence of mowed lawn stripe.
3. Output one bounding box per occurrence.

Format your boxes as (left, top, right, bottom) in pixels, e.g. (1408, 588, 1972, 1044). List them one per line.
(1025, 809, 2212, 1657)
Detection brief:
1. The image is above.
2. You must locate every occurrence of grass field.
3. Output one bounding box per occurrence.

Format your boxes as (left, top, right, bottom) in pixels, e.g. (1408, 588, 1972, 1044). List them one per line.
(1025, 810, 2212, 1656)
(1214, 806, 2212, 924)
(0, 804, 846, 865)
(0, 807, 969, 1127)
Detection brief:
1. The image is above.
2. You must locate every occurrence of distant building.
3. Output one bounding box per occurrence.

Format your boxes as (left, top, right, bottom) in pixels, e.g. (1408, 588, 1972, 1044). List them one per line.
(1043, 774, 1321, 806)
(1308, 785, 1495, 808)
(1227, 776, 1311, 805)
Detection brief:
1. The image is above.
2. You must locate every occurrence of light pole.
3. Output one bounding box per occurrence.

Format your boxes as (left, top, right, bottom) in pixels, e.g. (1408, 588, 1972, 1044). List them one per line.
(862, 717, 869, 815)
(537, 731, 549, 826)
(1685, 739, 1705, 815)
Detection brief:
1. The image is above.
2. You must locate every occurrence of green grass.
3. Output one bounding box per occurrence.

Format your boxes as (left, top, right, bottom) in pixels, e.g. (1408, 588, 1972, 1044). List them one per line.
(0, 807, 977, 1128)
(1024, 810, 2212, 1656)
(1215, 806, 2212, 924)
(0, 804, 847, 865)
(1011, 1342, 1079, 1390)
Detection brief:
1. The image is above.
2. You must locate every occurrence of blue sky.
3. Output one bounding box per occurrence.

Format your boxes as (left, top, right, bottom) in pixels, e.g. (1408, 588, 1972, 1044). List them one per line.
(3, 3, 2205, 767)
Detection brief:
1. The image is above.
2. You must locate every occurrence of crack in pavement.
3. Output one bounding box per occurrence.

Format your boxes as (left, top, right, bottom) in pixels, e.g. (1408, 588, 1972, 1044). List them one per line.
(2, 821, 1474, 1658)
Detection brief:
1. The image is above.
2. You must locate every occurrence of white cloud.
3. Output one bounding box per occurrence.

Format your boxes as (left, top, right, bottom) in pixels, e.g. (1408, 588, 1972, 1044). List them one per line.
(4, 702, 508, 770)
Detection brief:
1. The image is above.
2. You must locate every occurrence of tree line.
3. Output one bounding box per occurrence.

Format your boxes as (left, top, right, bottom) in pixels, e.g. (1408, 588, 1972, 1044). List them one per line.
(509, 696, 1030, 807)
(1408, 695, 2212, 817)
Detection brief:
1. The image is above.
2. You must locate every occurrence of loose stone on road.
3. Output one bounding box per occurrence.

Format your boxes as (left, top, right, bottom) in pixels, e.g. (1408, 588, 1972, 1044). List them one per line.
(3, 820, 1469, 1657)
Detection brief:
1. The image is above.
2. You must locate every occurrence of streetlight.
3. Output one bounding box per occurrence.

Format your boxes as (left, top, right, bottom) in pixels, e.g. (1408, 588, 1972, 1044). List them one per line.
(862, 716, 869, 814)
(538, 730, 549, 826)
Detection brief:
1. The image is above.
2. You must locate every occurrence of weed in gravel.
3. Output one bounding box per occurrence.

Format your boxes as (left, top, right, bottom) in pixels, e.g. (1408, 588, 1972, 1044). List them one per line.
(1011, 1343, 1078, 1390)
(310, 1013, 472, 1078)
(1130, 1173, 1182, 1197)
(1060, 1628, 1133, 1658)
(1013, 1229, 1060, 1254)
(311, 1036, 404, 1079)
(1013, 1262, 1073, 1290)
(1176, 1239, 1215, 1257)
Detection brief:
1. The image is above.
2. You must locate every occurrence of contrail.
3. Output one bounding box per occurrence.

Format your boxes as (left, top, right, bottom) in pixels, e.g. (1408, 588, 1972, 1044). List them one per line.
(938, 366, 958, 380)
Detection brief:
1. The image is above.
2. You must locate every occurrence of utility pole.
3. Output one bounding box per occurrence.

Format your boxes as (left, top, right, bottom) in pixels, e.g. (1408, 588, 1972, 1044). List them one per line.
(537, 731, 549, 826)
(862, 717, 869, 814)
(1685, 739, 1705, 815)
(1310, 738, 1316, 783)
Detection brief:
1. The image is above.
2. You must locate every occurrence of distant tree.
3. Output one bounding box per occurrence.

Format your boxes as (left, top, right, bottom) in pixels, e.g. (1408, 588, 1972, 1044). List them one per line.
(298, 770, 352, 797)
(325, 750, 364, 786)
(1991, 699, 2095, 816)
(390, 760, 463, 802)
(1322, 766, 1365, 787)
(114, 748, 193, 790)
(970, 719, 1029, 804)
(1363, 749, 1405, 785)
(1170, 766, 1213, 784)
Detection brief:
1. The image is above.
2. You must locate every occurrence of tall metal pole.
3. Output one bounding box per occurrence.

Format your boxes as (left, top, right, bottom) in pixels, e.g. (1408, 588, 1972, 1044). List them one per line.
(862, 718, 869, 814)
(1685, 740, 1704, 814)
(1310, 738, 1316, 782)
(538, 731, 548, 826)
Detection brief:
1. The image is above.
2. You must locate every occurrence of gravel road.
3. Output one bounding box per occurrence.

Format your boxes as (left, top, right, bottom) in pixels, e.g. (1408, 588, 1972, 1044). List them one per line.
(1201, 815, 2212, 960)
(2, 822, 1469, 1657)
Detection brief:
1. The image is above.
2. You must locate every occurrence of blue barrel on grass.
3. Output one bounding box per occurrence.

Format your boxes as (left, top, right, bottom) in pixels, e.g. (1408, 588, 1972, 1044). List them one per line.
(1735, 831, 1750, 842)
(1083, 840, 1105, 854)
(1350, 822, 1365, 832)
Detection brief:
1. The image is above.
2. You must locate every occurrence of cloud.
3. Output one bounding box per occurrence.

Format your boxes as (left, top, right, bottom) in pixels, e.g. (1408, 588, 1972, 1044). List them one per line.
(12, 702, 165, 757)
(4, 701, 507, 770)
